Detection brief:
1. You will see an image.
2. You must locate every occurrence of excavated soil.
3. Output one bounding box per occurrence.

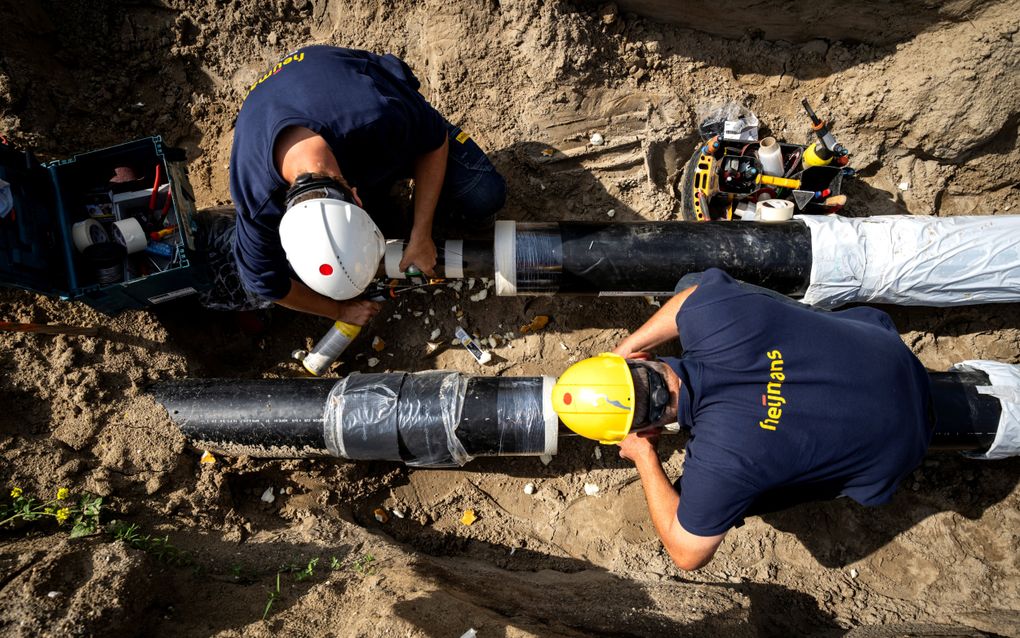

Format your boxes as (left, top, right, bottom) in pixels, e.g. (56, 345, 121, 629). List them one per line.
(1, 1, 1020, 636)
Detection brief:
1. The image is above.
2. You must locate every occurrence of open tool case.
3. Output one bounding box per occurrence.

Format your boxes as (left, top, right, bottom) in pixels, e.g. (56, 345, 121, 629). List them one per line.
(0, 136, 209, 313)
(687, 138, 846, 221)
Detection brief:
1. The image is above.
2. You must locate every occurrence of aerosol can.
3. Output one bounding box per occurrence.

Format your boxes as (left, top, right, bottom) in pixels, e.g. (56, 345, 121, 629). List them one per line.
(295, 320, 362, 376)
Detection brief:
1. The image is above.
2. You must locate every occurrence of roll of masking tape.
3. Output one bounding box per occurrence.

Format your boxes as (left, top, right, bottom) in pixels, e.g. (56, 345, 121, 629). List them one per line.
(72, 219, 109, 253)
(111, 218, 147, 254)
(756, 199, 795, 222)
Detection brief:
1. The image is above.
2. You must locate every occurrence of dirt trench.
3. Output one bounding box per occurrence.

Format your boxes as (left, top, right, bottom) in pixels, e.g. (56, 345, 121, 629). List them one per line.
(1, 0, 1019, 636)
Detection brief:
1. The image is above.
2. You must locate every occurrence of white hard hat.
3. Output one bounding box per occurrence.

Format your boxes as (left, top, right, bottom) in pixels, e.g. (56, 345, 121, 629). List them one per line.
(279, 197, 385, 300)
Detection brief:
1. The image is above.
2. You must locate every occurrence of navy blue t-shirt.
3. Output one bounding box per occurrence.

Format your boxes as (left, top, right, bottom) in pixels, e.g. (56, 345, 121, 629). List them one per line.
(660, 269, 931, 537)
(229, 46, 448, 299)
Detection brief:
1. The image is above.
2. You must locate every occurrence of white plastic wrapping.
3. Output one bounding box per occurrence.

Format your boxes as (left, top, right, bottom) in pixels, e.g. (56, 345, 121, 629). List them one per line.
(798, 215, 1020, 308)
(950, 360, 1020, 460)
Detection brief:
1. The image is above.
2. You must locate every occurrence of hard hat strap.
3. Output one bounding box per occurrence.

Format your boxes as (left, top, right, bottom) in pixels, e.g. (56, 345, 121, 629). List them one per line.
(285, 172, 355, 209)
(628, 361, 670, 426)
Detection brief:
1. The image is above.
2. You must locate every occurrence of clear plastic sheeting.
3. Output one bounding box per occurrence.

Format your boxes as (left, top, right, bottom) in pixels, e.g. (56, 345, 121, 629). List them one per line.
(495, 378, 551, 456)
(952, 361, 1020, 460)
(323, 373, 405, 462)
(799, 215, 1020, 308)
(324, 371, 555, 468)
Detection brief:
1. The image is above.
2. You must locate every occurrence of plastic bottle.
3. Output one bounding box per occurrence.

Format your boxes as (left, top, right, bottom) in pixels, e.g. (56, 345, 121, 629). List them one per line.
(301, 321, 362, 376)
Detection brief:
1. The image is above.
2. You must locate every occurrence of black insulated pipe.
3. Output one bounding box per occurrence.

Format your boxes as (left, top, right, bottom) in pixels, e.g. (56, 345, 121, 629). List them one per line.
(494, 220, 813, 296)
(928, 369, 1000, 452)
(153, 369, 1006, 464)
(153, 372, 557, 467)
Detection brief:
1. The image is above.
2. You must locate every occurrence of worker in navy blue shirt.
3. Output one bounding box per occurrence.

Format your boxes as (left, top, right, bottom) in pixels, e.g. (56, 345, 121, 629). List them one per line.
(229, 45, 506, 324)
(612, 268, 932, 570)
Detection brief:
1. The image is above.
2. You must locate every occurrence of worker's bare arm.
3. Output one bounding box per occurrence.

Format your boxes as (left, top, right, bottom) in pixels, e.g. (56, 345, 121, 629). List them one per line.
(400, 137, 449, 277)
(618, 431, 725, 570)
(613, 285, 698, 358)
(276, 278, 380, 325)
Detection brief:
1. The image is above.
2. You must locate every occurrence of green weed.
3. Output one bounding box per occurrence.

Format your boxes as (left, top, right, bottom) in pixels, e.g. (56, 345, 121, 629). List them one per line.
(0, 487, 102, 538)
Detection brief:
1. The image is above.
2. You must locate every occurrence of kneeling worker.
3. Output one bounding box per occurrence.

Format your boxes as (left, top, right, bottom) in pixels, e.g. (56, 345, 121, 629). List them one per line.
(553, 268, 932, 570)
(229, 45, 506, 325)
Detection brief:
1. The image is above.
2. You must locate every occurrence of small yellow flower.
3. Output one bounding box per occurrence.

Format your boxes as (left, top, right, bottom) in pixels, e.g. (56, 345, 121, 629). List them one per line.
(56, 488, 70, 501)
(10, 487, 22, 498)
(55, 508, 71, 524)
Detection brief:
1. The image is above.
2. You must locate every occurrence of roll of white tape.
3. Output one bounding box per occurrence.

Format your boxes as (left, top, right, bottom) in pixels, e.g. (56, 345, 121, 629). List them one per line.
(384, 240, 405, 279)
(111, 218, 147, 254)
(72, 219, 109, 253)
(756, 199, 795, 222)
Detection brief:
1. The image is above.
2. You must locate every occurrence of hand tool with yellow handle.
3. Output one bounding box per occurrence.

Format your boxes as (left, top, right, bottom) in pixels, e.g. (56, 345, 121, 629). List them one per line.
(756, 174, 801, 190)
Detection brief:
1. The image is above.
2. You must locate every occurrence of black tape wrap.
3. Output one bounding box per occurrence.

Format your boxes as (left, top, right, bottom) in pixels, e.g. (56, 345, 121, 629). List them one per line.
(325, 373, 406, 461)
(324, 372, 551, 467)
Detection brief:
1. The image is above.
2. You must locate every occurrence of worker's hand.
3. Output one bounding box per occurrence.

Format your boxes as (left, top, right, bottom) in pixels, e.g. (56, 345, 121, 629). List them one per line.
(612, 341, 651, 361)
(399, 235, 438, 277)
(333, 299, 381, 326)
(617, 429, 660, 464)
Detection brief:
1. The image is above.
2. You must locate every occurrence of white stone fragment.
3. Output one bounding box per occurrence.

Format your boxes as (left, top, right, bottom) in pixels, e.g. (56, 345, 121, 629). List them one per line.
(584, 483, 600, 496)
(607, 209, 616, 218)
(898, 181, 910, 191)
(523, 482, 536, 495)
(590, 132, 605, 145)
(430, 328, 441, 340)
(470, 289, 488, 302)
(261, 487, 275, 503)
(367, 357, 380, 368)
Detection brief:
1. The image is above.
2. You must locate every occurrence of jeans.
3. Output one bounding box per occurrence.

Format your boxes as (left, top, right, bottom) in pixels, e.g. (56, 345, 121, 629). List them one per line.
(436, 122, 506, 229)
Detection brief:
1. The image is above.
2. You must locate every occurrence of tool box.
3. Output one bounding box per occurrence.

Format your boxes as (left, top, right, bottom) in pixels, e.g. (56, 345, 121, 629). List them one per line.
(0, 136, 210, 314)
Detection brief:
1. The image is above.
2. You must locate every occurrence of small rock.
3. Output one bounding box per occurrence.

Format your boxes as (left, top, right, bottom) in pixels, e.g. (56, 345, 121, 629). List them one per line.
(594, 446, 602, 460)
(606, 209, 616, 218)
(391, 508, 406, 519)
(470, 289, 488, 302)
(898, 181, 910, 191)
(849, 568, 859, 579)
(584, 483, 599, 496)
(261, 488, 275, 504)
(590, 132, 605, 146)
(46, 591, 61, 599)
(367, 357, 380, 368)
(430, 328, 441, 340)
(523, 482, 536, 495)
(371, 336, 386, 352)
(539, 454, 553, 465)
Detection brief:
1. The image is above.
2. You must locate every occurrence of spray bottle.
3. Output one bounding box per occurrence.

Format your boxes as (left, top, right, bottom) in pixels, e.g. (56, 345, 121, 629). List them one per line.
(297, 320, 362, 376)
(801, 99, 849, 167)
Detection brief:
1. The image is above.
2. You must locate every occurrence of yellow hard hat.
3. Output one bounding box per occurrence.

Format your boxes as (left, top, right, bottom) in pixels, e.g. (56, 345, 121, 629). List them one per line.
(552, 353, 635, 443)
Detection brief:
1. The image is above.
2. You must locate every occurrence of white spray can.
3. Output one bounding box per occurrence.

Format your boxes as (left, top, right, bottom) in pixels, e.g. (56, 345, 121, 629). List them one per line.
(299, 320, 362, 376)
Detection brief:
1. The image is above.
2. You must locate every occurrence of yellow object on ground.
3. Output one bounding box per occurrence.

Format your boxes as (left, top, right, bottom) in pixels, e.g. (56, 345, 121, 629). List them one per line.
(461, 509, 477, 526)
(520, 315, 550, 334)
(552, 353, 635, 443)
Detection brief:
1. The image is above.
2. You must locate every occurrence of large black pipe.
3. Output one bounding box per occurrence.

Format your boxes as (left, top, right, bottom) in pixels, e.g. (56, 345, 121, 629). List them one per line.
(153, 369, 1004, 464)
(152, 372, 557, 467)
(494, 221, 813, 296)
(928, 369, 999, 452)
